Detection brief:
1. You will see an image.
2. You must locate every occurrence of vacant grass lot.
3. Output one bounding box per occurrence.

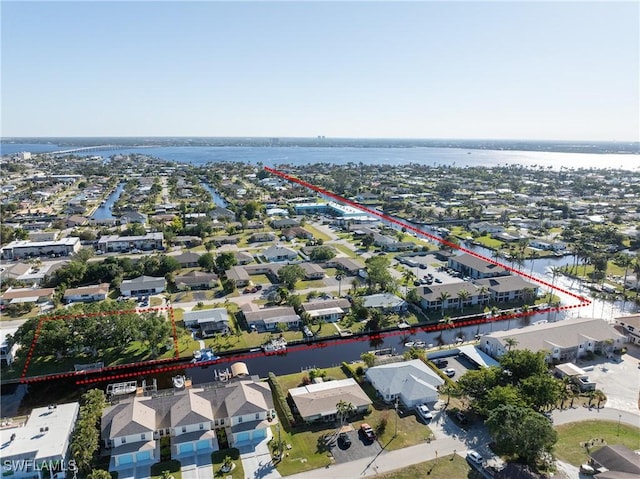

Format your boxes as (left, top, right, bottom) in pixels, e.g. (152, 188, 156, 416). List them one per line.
(303, 224, 332, 242)
(555, 420, 640, 466)
(379, 454, 477, 479)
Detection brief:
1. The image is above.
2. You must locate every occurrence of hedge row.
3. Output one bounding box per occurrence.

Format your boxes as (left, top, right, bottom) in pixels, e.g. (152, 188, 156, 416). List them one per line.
(341, 361, 359, 379)
(268, 372, 296, 426)
(420, 356, 456, 386)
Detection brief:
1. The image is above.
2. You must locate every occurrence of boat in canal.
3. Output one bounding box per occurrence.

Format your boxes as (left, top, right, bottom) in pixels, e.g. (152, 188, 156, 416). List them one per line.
(261, 337, 287, 353)
(192, 348, 220, 363)
(106, 381, 137, 397)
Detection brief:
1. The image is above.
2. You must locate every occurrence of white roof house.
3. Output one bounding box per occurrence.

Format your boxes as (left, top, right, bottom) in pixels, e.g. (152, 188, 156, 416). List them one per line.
(0, 402, 80, 478)
(120, 275, 166, 296)
(365, 359, 444, 408)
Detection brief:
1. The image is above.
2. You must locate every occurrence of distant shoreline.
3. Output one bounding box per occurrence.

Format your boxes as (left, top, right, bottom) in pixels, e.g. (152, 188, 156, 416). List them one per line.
(2, 137, 638, 155)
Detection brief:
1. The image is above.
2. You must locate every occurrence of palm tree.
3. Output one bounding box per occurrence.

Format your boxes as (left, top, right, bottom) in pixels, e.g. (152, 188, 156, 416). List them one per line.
(529, 250, 539, 275)
(402, 270, 416, 297)
(548, 266, 562, 302)
(336, 400, 355, 426)
(438, 291, 450, 316)
(457, 289, 470, 312)
(478, 286, 489, 306)
(593, 389, 607, 409)
(504, 337, 518, 351)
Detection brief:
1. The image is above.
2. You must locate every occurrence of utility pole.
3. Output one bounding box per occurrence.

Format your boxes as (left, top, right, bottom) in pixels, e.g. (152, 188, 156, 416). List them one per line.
(394, 396, 399, 437)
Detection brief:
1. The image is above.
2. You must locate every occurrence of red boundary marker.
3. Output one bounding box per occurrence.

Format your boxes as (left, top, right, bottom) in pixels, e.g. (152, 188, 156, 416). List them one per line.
(264, 166, 591, 308)
(19, 305, 179, 384)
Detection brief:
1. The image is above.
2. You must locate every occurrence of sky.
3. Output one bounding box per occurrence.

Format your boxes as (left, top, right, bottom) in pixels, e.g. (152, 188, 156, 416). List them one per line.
(1, 1, 639, 141)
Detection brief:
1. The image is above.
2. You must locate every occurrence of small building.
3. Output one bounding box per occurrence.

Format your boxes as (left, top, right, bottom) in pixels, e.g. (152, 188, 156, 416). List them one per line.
(365, 359, 444, 407)
(299, 262, 325, 280)
(0, 286, 55, 306)
(262, 245, 298, 263)
(120, 276, 166, 297)
(0, 327, 19, 366)
(121, 211, 148, 224)
(97, 232, 164, 253)
(248, 232, 276, 243)
(174, 271, 219, 291)
(481, 317, 627, 363)
(448, 253, 509, 279)
(0, 402, 80, 479)
(183, 309, 230, 337)
(289, 378, 372, 423)
(614, 314, 640, 345)
(325, 257, 364, 276)
(241, 304, 300, 331)
(0, 237, 81, 260)
(554, 362, 596, 392)
(173, 252, 202, 268)
(588, 445, 640, 478)
(474, 275, 539, 303)
(63, 283, 110, 303)
(281, 227, 313, 241)
(361, 293, 407, 313)
(301, 299, 351, 323)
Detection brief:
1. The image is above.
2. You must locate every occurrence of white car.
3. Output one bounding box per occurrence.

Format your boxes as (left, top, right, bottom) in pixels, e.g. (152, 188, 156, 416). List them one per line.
(466, 450, 483, 466)
(415, 403, 433, 421)
(444, 368, 456, 377)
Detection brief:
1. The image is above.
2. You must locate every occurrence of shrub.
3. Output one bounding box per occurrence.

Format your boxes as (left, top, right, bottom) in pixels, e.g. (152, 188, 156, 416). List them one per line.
(268, 372, 295, 426)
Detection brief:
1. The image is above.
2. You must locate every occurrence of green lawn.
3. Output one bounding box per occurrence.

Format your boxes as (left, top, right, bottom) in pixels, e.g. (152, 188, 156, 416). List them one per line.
(295, 279, 326, 289)
(150, 460, 182, 479)
(334, 243, 357, 258)
(211, 448, 244, 479)
(302, 224, 332, 242)
(277, 366, 351, 391)
(249, 274, 273, 285)
(272, 424, 335, 476)
(379, 454, 476, 479)
(555, 420, 640, 466)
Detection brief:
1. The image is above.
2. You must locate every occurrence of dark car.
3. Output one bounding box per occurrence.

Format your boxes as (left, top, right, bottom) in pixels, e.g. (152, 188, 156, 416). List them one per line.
(338, 432, 351, 448)
(433, 358, 448, 368)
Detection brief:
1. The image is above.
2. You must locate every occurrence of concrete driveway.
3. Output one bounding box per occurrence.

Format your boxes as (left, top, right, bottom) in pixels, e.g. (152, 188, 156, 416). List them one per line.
(239, 432, 281, 479)
(111, 464, 150, 479)
(180, 453, 214, 479)
(576, 343, 640, 413)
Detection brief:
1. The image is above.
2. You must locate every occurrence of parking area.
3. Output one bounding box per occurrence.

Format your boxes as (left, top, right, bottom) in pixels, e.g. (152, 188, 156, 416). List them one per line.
(329, 429, 383, 464)
(430, 353, 478, 380)
(577, 343, 640, 412)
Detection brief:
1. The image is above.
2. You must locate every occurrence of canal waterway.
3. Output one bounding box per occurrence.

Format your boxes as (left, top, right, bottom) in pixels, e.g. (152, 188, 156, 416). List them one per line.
(90, 182, 125, 220)
(200, 182, 228, 208)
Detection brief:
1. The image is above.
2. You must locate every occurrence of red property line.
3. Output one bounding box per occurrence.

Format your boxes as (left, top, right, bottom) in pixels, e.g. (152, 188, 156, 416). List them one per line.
(264, 166, 590, 309)
(20, 306, 179, 383)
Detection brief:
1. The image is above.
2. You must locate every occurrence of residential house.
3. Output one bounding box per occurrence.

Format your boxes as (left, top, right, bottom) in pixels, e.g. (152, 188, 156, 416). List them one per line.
(172, 236, 203, 248)
(28, 231, 58, 242)
(102, 378, 276, 469)
(474, 276, 539, 303)
(289, 378, 372, 423)
(271, 218, 300, 229)
(208, 207, 236, 221)
(210, 235, 241, 246)
(183, 309, 230, 337)
(301, 299, 351, 323)
(120, 276, 166, 297)
(480, 317, 626, 363)
(0, 237, 81, 260)
(226, 266, 251, 287)
(174, 252, 202, 268)
(121, 211, 148, 224)
(419, 282, 481, 312)
(469, 222, 505, 234)
(0, 327, 19, 366)
(529, 240, 567, 251)
(365, 359, 444, 407)
(64, 215, 88, 228)
(97, 232, 164, 253)
(0, 286, 55, 306)
(63, 283, 110, 303)
(299, 262, 325, 280)
(174, 271, 219, 291)
(249, 232, 276, 243)
(361, 293, 407, 313)
(325, 257, 364, 276)
(448, 253, 509, 279)
(281, 227, 313, 241)
(241, 304, 300, 331)
(234, 252, 254, 265)
(588, 445, 640, 478)
(614, 314, 640, 345)
(262, 245, 298, 263)
(0, 402, 80, 479)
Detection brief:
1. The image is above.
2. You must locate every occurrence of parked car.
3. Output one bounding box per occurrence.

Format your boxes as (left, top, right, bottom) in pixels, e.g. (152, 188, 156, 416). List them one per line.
(360, 423, 376, 442)
(466, 450, 483, 466)
(338, 432, 351, 448)
(435, 278, 442, 283)
(433, 358, 448, 368)
(415, 403, 433, 422)
(444, 368, 456, 377)
(303, 326, 314, 337)
(419, 264, 427, 269)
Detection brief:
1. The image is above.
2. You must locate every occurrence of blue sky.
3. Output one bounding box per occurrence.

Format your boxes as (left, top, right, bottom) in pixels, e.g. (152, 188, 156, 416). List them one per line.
(2, 1, 638, 140)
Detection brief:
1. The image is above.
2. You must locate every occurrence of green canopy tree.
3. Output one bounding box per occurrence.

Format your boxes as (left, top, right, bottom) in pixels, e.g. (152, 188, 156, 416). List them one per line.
(486, 404, 557, 467)
(277, 264, 305, 290)
(365, 255, 392, 292)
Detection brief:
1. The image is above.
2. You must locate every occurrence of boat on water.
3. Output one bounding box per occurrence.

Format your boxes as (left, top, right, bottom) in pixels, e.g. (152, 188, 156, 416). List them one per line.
(172, 375, 186, 389)
(106, 381, 137, 397)
(192, 348, 220, 363)
(404, 340, 426, 348)
(261, 337, 287, 353)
